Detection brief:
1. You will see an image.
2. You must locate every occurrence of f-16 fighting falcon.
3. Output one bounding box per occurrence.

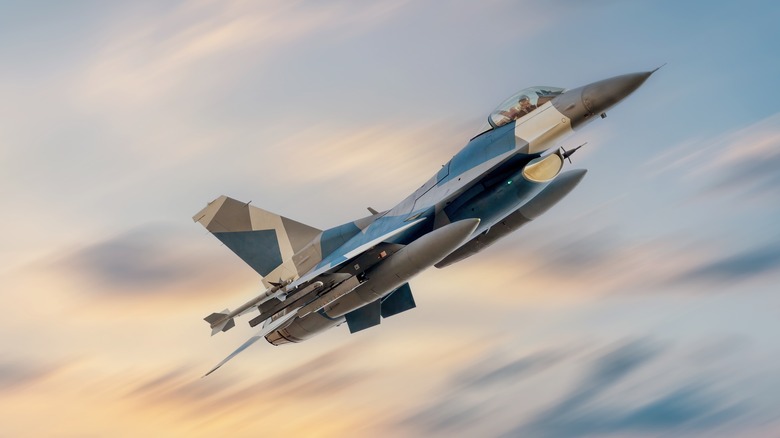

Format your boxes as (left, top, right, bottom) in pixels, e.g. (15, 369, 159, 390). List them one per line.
(194, 70, 657, 375)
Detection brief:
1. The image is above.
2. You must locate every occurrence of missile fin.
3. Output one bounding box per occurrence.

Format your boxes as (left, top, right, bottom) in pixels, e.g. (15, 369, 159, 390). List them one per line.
(209, 317, 235, 336)
(204, 309, 229, 324)
(205, 309, 235, 336)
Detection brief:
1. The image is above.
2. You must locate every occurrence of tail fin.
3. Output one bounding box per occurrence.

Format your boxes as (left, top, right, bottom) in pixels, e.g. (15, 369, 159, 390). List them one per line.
(193, 196, 321, 277)
(204, 309, 236, 336)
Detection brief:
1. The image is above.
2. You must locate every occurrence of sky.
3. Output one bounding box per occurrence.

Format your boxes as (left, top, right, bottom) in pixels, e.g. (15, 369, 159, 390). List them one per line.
(1, 0, 779, 436)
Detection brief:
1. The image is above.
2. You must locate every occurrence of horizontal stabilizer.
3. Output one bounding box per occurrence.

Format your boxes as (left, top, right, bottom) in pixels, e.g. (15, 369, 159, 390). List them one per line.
(381, 283, 416, 318)
(345, 300, 381, 334)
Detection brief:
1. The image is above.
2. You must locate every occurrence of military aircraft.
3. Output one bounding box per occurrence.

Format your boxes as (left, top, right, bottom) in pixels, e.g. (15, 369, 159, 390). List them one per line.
(194, 70, 656, 375)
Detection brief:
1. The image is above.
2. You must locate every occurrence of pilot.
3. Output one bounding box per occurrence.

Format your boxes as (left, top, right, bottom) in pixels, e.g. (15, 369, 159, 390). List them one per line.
(499, 95, 537, 123)
(516, 95, 537, 116)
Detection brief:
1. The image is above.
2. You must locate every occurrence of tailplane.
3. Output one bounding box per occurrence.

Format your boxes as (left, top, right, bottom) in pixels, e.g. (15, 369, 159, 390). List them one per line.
(193, 196, 321, 278)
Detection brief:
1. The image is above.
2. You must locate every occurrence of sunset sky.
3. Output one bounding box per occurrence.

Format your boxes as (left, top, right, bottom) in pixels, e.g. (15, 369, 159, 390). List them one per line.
(2, 1, 779, 437)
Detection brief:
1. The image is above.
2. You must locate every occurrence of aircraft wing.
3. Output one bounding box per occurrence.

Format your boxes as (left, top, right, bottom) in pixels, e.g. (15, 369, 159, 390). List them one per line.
(245, 217, 425, 329)
(203, 308, 300, 377)
(288, 217, 426, 290)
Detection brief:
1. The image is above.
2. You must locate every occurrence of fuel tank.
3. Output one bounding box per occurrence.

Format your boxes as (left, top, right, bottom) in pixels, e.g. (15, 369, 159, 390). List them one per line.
(436, 169, 587, 268)
(265, 218, 480, 345)
(265, 310, 343, 345)
(324, 218, 480, 318)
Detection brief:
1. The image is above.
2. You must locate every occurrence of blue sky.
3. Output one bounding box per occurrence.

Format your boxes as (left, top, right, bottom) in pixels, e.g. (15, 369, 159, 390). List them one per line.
(1, 1, 779, 436)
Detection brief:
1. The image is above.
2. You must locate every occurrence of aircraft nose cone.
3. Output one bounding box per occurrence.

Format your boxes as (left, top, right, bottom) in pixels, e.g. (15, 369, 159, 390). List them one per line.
(581, 71, 653, 115)
(551, 70, 656, 129)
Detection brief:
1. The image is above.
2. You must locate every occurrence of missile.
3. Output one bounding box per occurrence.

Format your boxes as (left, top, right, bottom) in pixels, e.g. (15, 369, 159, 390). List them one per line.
(298, 275, 362, 318)
(204, 280, 322, 335)
(435, 169, 587, 268)
(246, 280, 326, 328)
(323, 218, 480, 317)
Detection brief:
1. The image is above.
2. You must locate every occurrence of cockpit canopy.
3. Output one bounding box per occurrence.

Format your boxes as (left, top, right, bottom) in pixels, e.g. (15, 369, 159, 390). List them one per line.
(481, 86, 566, 132)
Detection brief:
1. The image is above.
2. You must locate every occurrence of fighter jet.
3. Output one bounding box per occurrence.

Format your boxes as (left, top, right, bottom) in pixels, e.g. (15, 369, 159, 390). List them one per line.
(194, 70, 656, 375)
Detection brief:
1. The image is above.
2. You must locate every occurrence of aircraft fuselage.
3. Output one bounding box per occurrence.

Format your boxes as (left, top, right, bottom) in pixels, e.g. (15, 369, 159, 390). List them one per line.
(265, 72, 654, 344)
(195, 72, 656, 374)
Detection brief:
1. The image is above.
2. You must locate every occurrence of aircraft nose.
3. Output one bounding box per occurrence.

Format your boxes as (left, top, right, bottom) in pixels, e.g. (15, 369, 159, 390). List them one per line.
(581, 71, 653, 115)
(552, 70, 655, 129)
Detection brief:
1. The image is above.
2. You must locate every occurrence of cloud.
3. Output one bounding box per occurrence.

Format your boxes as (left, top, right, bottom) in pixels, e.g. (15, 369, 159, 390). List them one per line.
(611, 385, 742, 430)
(461, 215, 779, 298)
(126, 341, 373, 421)
(51, 222, 250, 300)
(243, 121, 467, 207)
(399, 347, 568, 435)
(531, 339, 664, 422)
(703, 151, 780, 198)
(510, 340, 744, 437)
(0, 358, 60, 392)
(675, 242, 780, 284)
(452, 350, 564, 390)
(66, 227, 195, 290)
(652, 112, 780, 200)
(453, 227, 709, 300)
(397, 339, 751, 437)
(402, 399, 487, 435)
(514, 384, 743, 438)
(78, 1, 408, 107)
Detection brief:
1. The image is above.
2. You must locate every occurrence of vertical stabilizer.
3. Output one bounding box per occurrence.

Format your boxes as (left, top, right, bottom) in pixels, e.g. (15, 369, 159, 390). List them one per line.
(193, 196, 321, 277)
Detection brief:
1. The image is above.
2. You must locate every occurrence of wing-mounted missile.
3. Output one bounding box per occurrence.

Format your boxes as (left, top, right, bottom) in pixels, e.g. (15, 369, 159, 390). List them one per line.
(204, 279, 318, 336)
(436, 169, 587, 268)
(246, 280, 325, 327)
